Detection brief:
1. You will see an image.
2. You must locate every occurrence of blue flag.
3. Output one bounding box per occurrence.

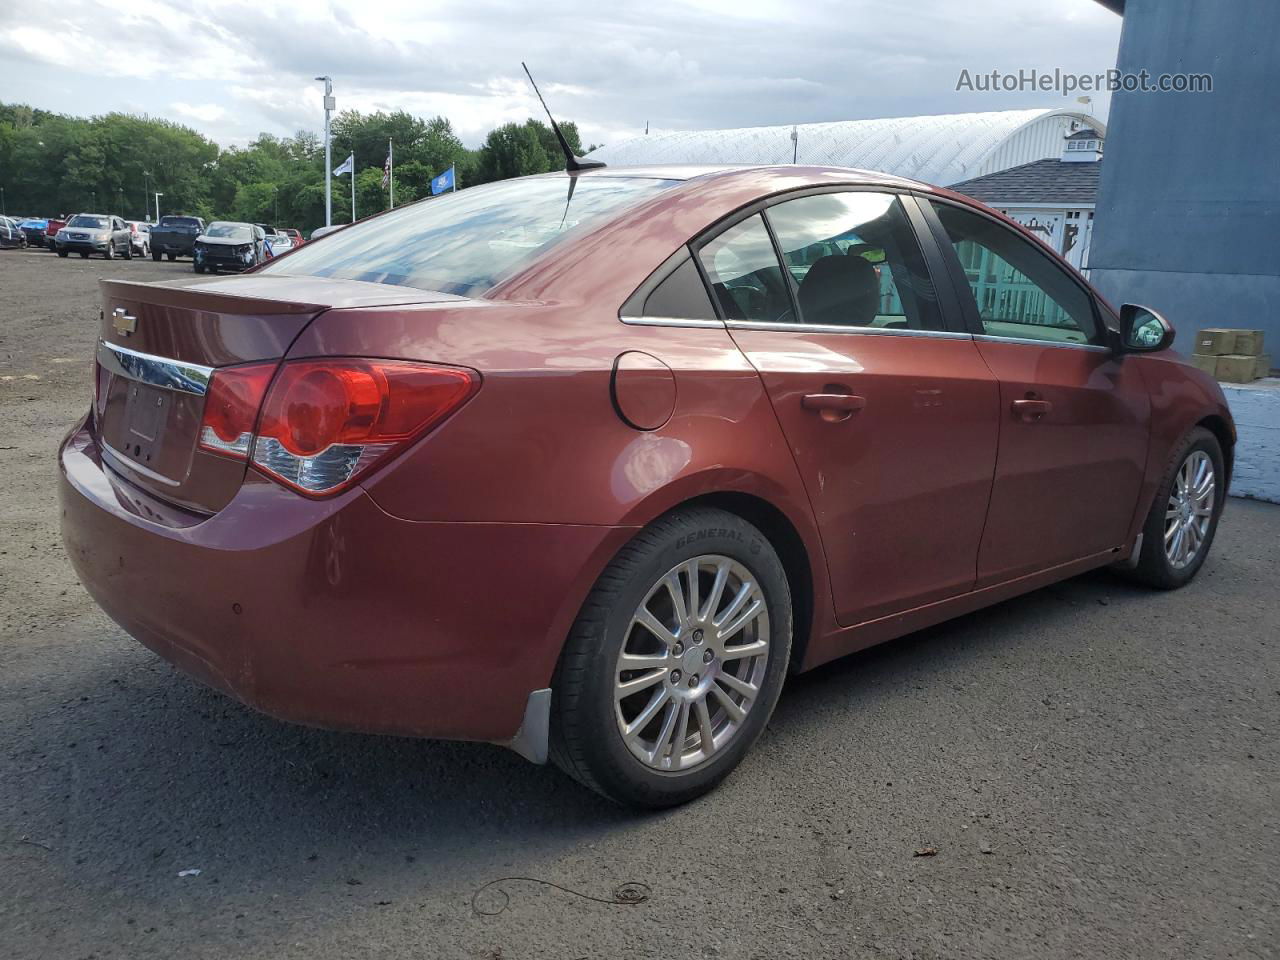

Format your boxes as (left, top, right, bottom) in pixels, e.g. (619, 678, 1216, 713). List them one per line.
(431, 165, 456, 195)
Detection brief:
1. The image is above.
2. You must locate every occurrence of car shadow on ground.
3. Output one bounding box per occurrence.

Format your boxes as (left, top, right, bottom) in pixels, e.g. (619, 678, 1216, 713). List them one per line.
(7, 564, 1163, 892)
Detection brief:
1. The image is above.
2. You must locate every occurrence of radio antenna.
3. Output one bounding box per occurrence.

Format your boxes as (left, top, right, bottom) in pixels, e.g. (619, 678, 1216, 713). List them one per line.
(521, 62, 605, 172)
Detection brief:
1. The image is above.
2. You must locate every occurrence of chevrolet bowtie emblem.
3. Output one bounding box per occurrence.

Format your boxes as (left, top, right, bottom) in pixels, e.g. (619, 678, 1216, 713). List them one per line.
(112, 307, 137, 337)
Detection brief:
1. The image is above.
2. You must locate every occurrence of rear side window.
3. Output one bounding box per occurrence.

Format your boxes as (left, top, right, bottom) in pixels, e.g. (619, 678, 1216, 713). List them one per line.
(767, 192, 943, 331)
(696, 215, 793, 323)
(266, 176, 675, 297)
(630, 254, 718, 320)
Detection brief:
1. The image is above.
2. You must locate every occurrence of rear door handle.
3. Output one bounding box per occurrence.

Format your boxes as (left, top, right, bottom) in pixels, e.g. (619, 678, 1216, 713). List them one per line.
(1011, 398, 1053, 422)
(802, 393, 866, 421)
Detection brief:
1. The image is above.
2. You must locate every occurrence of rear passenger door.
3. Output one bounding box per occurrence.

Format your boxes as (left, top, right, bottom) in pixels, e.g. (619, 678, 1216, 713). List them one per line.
(699, 190, 1000, 626)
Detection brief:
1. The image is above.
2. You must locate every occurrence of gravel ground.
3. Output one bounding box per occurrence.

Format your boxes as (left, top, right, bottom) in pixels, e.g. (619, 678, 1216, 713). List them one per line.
(2, 248, 1278, 960)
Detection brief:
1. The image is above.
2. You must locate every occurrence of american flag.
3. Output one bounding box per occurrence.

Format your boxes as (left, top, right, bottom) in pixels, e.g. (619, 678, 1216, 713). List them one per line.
(382, 146, 391, 189)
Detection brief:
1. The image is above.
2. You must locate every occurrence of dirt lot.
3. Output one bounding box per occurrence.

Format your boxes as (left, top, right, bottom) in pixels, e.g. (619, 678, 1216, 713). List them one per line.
(2, 248, 1278, 959)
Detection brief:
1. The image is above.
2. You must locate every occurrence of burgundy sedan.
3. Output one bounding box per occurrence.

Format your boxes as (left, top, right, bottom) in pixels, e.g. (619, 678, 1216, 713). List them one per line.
(60, 165, 1234, 807)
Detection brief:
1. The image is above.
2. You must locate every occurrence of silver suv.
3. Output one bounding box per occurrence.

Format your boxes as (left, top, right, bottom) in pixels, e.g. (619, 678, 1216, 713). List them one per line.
(55, 214, 133, 260)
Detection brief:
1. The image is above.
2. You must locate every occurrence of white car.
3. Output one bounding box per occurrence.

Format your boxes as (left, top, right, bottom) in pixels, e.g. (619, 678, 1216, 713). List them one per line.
(126, 221, 152, 258)
(264, 233, 294, 257)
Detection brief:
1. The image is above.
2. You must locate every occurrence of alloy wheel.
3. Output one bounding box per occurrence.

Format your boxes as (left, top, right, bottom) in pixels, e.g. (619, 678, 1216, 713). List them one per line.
(614, 555, 770, 772)
(1165, 450, 1215, 569)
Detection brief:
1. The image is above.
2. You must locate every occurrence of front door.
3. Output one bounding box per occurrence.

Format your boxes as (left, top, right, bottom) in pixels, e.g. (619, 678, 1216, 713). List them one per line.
(924, 199, 1150, 584)
(695, 191, 999, 626)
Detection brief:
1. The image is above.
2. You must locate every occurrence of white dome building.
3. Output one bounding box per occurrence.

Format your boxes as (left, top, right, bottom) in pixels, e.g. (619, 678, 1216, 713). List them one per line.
(587, 108, 1104, 187)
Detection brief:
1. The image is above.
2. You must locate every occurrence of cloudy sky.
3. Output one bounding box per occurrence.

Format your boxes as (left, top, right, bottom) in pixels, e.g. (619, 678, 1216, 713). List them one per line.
(1, 0, 1121, 149)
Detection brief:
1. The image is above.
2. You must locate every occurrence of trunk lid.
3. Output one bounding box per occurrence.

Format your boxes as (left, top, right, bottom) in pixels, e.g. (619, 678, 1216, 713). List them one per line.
(94, 276, 461, 513)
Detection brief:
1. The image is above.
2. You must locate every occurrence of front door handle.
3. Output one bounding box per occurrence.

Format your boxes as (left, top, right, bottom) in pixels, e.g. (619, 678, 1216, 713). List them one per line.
(802, 393, 866, 422)
(1011, 398, 1053, 422)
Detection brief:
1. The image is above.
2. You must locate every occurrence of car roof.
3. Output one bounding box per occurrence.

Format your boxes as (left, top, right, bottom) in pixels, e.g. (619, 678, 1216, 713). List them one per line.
(552, 163, 931, 192)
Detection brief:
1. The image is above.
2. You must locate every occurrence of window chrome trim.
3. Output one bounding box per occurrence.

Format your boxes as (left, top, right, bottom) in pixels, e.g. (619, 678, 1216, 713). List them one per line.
(618, 315, 726, 328)
(973, 333, 1112, 353)
(724, 320, 973, 340)
(97, 340, 214, 396)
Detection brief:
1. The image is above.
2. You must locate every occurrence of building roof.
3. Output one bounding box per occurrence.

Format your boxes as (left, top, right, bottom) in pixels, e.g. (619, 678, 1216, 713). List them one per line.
(1065, 127, 1102, 141)
(950, 158, 1103, 207)
(587, 108, 1104, 187)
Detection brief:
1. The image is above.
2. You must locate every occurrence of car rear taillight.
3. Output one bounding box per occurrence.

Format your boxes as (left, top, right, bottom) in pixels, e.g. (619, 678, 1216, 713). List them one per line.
(198, 363, 276, 458)
(197, 358, 475, 496)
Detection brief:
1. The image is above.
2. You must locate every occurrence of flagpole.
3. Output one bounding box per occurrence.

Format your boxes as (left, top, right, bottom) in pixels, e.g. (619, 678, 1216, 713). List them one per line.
(389, 139, 394, 209)
(350, 153, 356, 223)
(452, 164, 457, 192)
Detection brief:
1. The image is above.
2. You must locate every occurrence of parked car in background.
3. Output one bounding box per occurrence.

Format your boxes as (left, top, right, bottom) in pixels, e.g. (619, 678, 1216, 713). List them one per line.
(263, 232, 293, 258)
(18, 216, 66, 249)
(309, 224, 344, 240)
(126, 221, 152, 258)
(280, 227, 305, 247)
(0, 217, 28, 248)
(150, 215, 206, 261)
(54, 213, 132, 259)
(60, 166, 1236, 808)
(192, 221, 267, 273)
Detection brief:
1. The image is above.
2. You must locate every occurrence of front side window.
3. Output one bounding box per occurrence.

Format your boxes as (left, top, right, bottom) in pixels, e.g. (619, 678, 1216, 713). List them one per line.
(266, 176, 675, 297)
(929, 201, 1098, 345)
(767, 192, 942, 331)
(696, 214, 792, 323)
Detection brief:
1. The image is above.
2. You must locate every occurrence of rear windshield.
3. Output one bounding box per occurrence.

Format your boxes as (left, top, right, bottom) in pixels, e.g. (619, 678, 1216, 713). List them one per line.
(264, 175, 675, 296)
(159, 217, 201, 228)
(68, 215, 108, 228)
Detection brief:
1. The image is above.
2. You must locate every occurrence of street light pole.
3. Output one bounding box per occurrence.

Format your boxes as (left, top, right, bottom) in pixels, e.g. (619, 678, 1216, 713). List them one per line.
(155, 192, 164, 221)
(316, 75, 334, 227)
(143, 170, 151, 220)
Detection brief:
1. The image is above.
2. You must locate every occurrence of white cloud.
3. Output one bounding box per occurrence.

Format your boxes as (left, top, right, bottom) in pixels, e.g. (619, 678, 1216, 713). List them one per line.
(171, 102, 228, 123)
(0, 0, 1122, 149)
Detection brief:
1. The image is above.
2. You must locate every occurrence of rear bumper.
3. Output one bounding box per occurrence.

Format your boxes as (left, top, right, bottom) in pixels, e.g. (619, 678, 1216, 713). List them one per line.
(59, 419, 631, 743)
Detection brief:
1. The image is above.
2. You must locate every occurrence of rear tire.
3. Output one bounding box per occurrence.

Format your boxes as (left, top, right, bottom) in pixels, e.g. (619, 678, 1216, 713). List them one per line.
(193, 264, 205, 273)
(1119, 427, 1225, 589)
(152, 249, 161, 262)
(123, 243, 132, 260)
(550, 507, 792, 808)
(167, 253, 176, 261)
(57, 250, 68, 258)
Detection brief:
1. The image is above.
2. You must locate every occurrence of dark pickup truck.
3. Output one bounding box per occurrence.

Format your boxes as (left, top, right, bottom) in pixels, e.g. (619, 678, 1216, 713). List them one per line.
(150, 215, 206, 261)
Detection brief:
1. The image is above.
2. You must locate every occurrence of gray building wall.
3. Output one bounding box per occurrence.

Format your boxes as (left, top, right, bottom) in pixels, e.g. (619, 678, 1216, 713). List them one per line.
(1088, 0, 1280, 366)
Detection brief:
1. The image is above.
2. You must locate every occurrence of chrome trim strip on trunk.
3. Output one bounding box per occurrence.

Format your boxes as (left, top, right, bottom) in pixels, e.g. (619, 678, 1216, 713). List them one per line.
(96, 340, 214, 396)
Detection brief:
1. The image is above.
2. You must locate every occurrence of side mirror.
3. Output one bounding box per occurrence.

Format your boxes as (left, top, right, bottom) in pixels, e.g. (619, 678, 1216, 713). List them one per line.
(1119, 303, 1174, 353)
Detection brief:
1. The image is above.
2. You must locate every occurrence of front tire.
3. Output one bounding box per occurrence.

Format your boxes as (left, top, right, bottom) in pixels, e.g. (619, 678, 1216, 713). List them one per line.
(550, 507, 792, 808)
(193, 264, 205, 273)
(152, 249, 161, 261)
(57, 250, 68, 258)
(1122, 427, 1225, 589)
(167, 253, 176, 261)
